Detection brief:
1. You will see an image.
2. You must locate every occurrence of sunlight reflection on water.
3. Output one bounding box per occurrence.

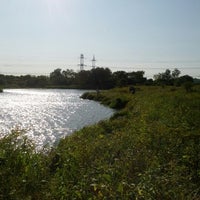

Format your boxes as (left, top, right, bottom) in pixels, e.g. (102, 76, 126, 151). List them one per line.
(0, 89, 114, 149)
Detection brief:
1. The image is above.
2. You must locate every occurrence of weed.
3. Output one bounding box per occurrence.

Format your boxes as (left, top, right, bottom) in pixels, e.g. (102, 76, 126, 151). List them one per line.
(1, 86, 200, 199)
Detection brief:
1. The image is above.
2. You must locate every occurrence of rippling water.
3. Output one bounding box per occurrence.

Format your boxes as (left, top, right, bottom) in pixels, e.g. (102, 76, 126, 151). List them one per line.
(0, 89, 114, 149)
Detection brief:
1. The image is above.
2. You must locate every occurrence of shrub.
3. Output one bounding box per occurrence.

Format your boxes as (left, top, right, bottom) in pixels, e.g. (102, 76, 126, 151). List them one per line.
(110, 97, 128, 109)
(0, 131, 49, 199)
(81, 92, 95, 100)
(183, 81, 193, 92)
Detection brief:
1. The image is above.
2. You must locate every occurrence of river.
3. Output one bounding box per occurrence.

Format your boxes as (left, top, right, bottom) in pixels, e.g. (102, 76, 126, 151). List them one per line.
(0, 89, 114, 149)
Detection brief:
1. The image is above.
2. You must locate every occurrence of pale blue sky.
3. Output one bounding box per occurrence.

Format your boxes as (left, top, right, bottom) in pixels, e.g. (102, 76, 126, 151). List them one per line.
(0, 0, 199, 78)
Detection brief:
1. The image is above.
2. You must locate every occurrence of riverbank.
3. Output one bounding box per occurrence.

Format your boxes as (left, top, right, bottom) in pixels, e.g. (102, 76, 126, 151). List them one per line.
(0, 86, 199, 199)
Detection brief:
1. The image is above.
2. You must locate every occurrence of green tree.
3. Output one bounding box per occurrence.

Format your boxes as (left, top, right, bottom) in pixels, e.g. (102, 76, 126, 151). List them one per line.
(113, 71, 128, 87)
(75, 70, 91, 88)
(0, 74, 6, 86)
(172, 68, 181, 79)
(128, 71, 146, 84)
(154, 69, 173, 85)
(62, 69, 76, 85)
(50, 68, 65, 85)
(91, 67, 114, 89)
(178, 75, 193, 83)
(37, 76, 49, 87)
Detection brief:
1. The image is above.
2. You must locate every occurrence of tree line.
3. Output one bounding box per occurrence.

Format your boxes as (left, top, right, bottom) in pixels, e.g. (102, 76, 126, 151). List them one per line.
(0, 67, 196, 89)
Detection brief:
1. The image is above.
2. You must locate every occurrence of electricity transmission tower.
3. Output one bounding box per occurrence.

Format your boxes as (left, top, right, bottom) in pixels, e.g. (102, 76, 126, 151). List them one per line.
(78, 54, 86, 71)
(91, 55, 96, 69)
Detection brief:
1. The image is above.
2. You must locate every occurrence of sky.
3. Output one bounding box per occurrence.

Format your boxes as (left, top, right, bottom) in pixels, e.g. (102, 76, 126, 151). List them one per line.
(0, 0, 199, 78)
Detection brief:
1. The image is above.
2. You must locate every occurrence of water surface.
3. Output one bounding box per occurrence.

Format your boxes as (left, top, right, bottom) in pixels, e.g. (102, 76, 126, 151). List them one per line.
(0, 89, 114, 149)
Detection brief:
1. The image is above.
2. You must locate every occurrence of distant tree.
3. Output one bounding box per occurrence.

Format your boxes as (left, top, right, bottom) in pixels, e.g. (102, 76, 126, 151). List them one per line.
(113, 71, 128, 87)
(37, 76, 49, 87)
(172, 68, 181, 79)
(62, 69, 76, 85)
(177, 75, 193, 86)
(25, 75, 38, 87)
(128, 71, 146, 84)
(163, 69, 171, 81)
(50, 68, 65, 85)
(145, 78, 154, 85)
(154, 69, 173, 85)
(194, 78, 200, 84)
(75, 70, 91, 88)
(171, 68, 181, 86)
(91, 67, 114, 89)
(0, 74, 6, 86)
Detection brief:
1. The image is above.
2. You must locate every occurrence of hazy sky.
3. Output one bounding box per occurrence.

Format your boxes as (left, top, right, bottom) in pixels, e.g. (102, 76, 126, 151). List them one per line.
(0, 0, 199, 78)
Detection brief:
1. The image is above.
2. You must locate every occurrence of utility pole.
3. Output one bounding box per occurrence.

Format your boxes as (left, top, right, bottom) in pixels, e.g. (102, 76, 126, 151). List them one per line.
(78, 54, 86, 71)
(91, 55, 96, 69)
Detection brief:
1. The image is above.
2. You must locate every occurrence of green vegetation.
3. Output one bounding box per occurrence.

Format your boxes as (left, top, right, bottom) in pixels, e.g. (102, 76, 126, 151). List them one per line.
(0, 68, 146, 89)
(1, 67, 197, 89)
(0, 85, 3, 92)
(81, 90, 129, 109)
(1, 86, 200, 199)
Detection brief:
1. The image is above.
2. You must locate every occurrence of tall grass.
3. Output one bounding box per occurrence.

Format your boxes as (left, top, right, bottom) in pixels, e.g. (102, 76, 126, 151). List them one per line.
(0, 86, 199, 199)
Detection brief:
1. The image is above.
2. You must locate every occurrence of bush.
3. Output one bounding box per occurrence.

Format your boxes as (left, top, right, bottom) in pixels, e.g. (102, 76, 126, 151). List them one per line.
(0, 131, 49, 199)
(183, 81, 193, 92)
(110, 97, 128, 109)
(81, 92, 95, 100)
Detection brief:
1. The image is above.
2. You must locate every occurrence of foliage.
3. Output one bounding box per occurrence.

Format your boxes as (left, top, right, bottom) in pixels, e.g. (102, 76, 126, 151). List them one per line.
(0, 131, 49, 199)
(154, 69, 172, 85)
(113, 71, 128, 87)
(0, 86, 200, 199)
(172, 68, 181, 79)
(183, 81, 193, 92)
(177, 75, 194, 85)
(154, 68, 194, 87)
(81, 89, 129, 109)
(0, 67, 147, 89)
(128, 71, 147, 85)
(1, 67, 197, 89)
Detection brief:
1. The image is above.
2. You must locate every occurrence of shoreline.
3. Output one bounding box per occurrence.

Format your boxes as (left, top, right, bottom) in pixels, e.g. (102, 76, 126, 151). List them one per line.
(1, 86, 199, 199)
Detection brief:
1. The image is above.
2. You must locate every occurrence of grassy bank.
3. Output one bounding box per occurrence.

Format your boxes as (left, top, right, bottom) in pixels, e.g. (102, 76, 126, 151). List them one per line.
(0, 86, 200, 199)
